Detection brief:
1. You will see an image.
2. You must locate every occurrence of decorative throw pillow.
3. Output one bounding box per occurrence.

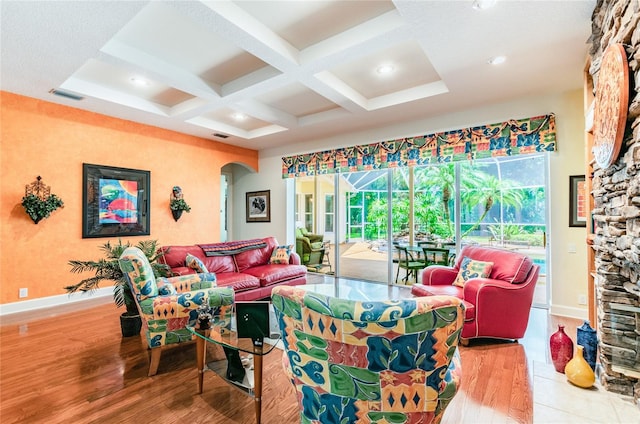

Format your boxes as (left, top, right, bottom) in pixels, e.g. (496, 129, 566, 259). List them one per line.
(269, 245, 293, 264)
(186, 253, 209, 273)
(453, 256, 493, 287)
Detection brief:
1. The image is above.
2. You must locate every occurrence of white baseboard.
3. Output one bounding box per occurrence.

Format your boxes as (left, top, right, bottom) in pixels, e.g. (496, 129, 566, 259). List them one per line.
(0, 286, 114, 316)
(549, 304, 588, 320)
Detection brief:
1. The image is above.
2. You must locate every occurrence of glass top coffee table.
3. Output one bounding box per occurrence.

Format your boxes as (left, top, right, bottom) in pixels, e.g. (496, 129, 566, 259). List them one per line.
(187, 321, 280, 424)
(300, 279, 414, 301)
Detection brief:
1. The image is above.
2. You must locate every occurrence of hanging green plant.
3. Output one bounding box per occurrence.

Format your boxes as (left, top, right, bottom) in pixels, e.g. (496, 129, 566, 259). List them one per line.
(21, 193, 64, 224)
(21, 176, 64, 224)
(170, 198, 191, 212)
(170, 186, 191, 221)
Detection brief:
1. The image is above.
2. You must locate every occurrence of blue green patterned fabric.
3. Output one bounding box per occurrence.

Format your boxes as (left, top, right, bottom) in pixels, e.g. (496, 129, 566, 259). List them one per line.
(272, 286, 465, 424)
(119, 247, 233, 350)
(453, 256, 493, 288)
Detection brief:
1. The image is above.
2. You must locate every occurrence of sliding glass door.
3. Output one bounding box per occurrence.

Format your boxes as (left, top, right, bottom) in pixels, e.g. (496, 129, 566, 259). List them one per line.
(338, 170, 389, 283)
(458, 155, 548, 306)
(292, 154, 549, 306)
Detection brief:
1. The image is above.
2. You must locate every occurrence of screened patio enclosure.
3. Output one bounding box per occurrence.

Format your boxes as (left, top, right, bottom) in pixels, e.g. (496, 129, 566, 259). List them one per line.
(294, 153, 549, 307)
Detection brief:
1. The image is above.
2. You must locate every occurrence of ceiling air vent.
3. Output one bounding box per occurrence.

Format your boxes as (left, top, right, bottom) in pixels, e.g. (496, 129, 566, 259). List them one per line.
(49, 89, 84, 101)
(213, 133, 229, 139)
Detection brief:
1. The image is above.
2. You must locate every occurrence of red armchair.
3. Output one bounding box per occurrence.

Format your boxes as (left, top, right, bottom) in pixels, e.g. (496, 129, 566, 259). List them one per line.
(411, 245, 540, 342)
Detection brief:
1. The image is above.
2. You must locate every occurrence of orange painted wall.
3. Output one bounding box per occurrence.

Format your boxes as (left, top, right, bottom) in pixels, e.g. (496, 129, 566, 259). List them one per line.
(0, 91, 259, 304)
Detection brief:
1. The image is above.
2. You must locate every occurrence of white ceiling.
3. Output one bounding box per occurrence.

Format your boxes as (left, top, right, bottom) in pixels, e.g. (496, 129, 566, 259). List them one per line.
(1, 0, 595, 152)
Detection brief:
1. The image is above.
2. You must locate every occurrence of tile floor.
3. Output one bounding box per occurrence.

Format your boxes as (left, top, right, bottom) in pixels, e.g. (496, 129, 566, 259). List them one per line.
(533, 361, 639, 423)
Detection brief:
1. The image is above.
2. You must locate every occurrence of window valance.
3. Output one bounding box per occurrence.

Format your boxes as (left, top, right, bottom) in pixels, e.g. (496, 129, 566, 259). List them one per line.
(282, 113, 555, 178)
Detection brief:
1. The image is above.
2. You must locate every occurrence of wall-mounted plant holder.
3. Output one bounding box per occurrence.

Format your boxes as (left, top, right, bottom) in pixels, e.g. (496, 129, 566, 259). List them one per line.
(21, 176, 64, 224)
(169, 186, 191, 221)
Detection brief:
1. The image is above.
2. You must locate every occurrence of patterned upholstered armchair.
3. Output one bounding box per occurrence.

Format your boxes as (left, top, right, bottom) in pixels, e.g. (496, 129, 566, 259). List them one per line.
(118, 247, 234, 376)
(271, 285, 465, 424)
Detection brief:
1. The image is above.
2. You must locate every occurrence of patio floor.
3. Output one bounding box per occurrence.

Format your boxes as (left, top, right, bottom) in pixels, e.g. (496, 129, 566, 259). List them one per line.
(308, 241, 548, 306)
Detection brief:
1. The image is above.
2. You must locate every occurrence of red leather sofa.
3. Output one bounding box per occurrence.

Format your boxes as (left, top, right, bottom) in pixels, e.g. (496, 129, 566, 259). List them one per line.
(159, 237, 307, 301)
(411, 245, 540, 341)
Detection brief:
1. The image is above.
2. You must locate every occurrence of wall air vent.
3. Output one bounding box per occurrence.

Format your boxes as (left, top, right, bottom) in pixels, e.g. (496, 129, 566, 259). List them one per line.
(213, 133, 229, 139)
(49, 89, 84, 101)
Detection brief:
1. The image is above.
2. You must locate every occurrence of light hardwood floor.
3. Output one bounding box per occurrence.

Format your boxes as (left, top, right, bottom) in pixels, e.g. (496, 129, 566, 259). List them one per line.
(1, 277, 637, 423)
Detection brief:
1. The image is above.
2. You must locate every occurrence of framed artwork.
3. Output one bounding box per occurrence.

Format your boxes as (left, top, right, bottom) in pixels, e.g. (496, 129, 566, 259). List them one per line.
(246, 190, 270, 222)
(569, 175, 586, 228)
(82, 163, 150, 238)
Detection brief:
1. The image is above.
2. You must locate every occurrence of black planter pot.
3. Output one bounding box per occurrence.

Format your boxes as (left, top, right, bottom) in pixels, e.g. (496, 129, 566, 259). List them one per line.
(120, 313, 142, 337)
(171, 209, 183, 221)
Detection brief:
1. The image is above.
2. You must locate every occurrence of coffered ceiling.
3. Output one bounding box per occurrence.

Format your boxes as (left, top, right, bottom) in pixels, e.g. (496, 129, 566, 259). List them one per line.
(1, 1, 595, 151)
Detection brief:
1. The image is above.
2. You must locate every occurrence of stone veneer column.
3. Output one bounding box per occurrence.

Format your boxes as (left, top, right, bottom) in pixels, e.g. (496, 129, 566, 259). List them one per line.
(588, 0, 640, 407)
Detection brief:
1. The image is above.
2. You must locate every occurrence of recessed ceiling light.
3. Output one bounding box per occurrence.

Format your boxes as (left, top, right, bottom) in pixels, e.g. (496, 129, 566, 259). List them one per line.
(130, 77, 150, 87)
(376, 64, 395, 75)
(472, 0, 497, 10)
(488, 55, 506, 65)
(232, 112, 247, 121)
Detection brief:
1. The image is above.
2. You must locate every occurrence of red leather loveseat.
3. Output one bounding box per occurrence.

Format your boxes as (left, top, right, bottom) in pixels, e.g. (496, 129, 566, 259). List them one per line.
(159, 237, 307, 301)
(411, 245, 540, 341)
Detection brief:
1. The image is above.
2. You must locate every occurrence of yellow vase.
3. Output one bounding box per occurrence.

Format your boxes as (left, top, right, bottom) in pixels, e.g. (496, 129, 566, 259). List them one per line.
(565, 345, 595, 388)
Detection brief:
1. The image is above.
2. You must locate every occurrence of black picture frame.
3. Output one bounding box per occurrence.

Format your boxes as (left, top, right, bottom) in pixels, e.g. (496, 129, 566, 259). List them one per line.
(569, 175, 586, 228)
(246, 190, 270, 222)
(82, 163, 150, 238)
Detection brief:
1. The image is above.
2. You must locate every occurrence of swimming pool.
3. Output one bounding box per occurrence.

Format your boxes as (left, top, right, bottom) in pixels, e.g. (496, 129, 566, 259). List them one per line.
(533, 258, 546, 275)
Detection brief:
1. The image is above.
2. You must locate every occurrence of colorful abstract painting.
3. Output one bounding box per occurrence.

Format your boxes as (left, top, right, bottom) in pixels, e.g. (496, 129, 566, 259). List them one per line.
(98, 178, 138, 224)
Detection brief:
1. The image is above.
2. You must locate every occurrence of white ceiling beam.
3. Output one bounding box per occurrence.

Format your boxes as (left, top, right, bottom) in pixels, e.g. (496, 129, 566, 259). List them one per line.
(99, 40, 222, 99)
(312, 71, 368, 111)
(292, 13, 414, 115)
(60, 78, 171, 116)
(298, 107, 353, 127)
(186, 116, 251, 138)
(367, 81, 449, 111)
(233, 99, 298, 129)
(186, 116, 287, 139)
(300, 10, 406, 65)
(246, 125, 288, 139)
(221, 66, 283, 97)
(192, 0, 300, 68)
(168, 97, 211, 118)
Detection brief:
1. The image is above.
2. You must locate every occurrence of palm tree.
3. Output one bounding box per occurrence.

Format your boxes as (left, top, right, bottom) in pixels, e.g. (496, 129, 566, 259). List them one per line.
(415, 163, 481, 238)
(461, 173, 523, 237)
(415, 164, 455, 237)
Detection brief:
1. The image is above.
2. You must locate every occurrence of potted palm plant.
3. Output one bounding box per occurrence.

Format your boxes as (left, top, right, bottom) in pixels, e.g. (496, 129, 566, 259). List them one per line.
(65, 239, 171, 337)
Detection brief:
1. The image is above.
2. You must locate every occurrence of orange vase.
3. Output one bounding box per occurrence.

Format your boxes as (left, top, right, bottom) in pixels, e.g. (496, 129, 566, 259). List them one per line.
(565, 345, 595, 388)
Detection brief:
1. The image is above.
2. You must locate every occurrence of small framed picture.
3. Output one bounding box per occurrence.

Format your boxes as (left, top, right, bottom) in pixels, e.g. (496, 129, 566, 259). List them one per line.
(569, 175, 586, 228)
(246, 190, 270, 222)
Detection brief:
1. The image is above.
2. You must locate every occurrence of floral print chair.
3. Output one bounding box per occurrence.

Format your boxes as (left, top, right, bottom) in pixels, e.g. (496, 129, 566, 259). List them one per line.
(271, 285, 465, 424)
(118, 246, 234, 376)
